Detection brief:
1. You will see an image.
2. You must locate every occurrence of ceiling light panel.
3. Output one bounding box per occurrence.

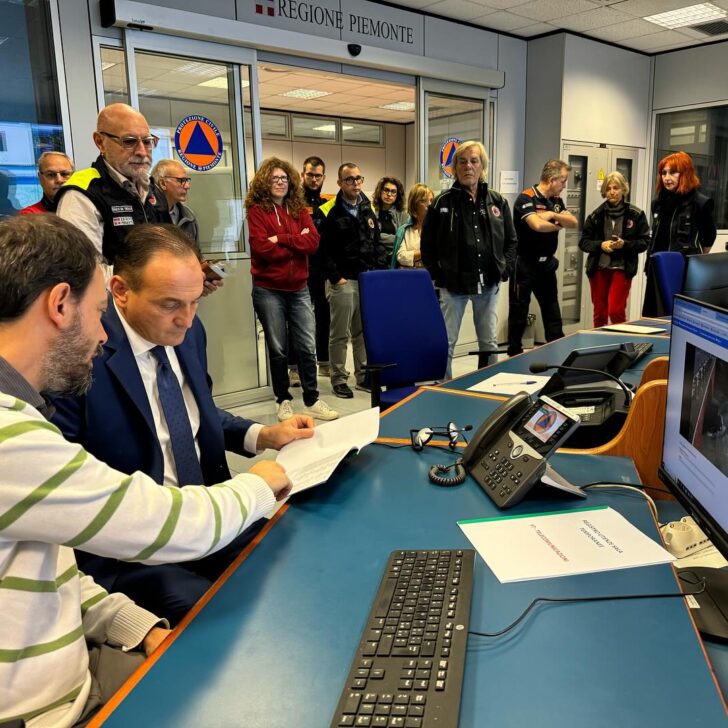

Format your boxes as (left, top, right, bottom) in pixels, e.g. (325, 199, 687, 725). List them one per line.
(644, 3, 726, 29)
(379, 101, 416, 111)
(280, 88, 332, 100)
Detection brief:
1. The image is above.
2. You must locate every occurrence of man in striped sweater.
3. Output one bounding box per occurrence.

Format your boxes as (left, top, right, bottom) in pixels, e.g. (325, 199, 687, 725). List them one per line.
(0, 215, 291, 726)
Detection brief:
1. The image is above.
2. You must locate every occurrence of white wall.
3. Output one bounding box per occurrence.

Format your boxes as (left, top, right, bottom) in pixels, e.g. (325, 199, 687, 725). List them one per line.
(654, 42, 728, 110)
(562, 36, 651, 148)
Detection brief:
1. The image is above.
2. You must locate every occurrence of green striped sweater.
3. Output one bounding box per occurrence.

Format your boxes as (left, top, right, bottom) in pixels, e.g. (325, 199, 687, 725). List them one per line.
(0, 393, 274, 725)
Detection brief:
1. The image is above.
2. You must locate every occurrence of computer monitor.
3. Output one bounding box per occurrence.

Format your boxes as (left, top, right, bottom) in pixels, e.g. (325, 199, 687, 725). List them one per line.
(682, 252, 728, 309)
(660, 294, 728, 640)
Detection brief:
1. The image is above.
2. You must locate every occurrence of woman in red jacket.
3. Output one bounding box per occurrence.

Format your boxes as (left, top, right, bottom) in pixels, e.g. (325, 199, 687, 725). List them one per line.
(246, 157, 338, 421)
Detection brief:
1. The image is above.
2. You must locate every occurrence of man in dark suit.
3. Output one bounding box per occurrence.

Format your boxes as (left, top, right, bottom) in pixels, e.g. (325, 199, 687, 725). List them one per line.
(52, 223, 314, 624)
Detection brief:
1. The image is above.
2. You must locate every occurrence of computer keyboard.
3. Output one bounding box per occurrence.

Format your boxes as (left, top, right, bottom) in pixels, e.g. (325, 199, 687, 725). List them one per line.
(330, 549, 474, 728)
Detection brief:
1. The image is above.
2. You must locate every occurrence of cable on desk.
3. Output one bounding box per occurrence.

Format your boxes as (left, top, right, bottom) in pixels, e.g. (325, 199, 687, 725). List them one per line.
(582, 482, 658, 522)
(468, 580, 706, 638)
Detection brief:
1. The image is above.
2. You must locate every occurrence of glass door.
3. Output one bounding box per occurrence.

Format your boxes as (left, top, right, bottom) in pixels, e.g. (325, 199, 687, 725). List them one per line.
(419, 79, 490, 355)
(99, 32, 267, 405)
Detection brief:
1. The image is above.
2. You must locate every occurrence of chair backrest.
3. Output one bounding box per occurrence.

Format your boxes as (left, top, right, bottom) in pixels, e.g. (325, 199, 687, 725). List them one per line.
(683, 252, 728, 308)
(651, 251, 686, 315)
(359, 269, 448, 387)
(560, 379, 672, 498)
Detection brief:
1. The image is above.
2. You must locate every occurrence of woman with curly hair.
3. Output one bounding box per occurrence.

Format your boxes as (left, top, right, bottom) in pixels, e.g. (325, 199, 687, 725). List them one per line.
(246, 157, 338, 421)
(372, 176, 408, 257)
(643, 151, 716, 316)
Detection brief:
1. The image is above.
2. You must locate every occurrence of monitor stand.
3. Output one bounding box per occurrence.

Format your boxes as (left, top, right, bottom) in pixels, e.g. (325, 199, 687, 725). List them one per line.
(678, 567, 728, 642)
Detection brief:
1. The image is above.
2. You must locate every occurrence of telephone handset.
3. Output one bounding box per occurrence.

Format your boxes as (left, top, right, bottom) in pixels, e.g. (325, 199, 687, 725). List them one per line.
(463, 393, 581, 508)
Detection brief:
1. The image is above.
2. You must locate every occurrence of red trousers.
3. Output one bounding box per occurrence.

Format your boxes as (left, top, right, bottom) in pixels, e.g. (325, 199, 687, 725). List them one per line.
(589, 268, 632, 328)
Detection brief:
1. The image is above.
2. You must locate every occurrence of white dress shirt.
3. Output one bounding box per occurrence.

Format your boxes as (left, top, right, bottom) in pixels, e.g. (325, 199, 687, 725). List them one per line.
(114, 302, 261, 486)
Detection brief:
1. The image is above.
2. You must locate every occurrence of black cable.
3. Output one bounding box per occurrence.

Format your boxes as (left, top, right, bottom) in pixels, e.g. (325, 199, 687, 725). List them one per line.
(468, 579, 706, 638)
(581, 480, 671, 496)
(373, 441, 411, 449)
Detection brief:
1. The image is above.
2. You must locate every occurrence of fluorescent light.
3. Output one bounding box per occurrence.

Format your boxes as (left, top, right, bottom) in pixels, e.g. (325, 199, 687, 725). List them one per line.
(379, 101, 415, 111)
(101, 62, 116, 71)
(313, 124, 337, 132)
(644, 3, 725, 29)
(198, 76, 228, 89)
(176, 61, 226, 77)
(280, 88, 331, 100)
(342, 125, 354, 131)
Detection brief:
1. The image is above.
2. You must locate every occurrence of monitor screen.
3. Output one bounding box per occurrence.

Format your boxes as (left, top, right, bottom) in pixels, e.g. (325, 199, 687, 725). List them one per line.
(661, 295, 728, 559)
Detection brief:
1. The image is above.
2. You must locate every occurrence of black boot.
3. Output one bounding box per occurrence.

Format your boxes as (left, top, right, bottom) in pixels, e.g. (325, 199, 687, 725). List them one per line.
(478, 352, 494, 369)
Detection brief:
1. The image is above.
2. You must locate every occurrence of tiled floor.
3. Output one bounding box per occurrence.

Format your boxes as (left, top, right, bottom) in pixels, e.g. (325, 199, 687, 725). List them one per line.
(226, 352, 491, 475)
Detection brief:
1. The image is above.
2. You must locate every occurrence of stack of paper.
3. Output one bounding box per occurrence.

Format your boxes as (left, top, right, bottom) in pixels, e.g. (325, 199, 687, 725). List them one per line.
(276, 407, 380, 493)
(459, 506, 674, 582)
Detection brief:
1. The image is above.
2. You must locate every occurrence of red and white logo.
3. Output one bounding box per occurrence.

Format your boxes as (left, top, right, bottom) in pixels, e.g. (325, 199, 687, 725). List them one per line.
(255, 0, 275, 17)
(626, 219, 634, 229)
(491, 205, 501, 217)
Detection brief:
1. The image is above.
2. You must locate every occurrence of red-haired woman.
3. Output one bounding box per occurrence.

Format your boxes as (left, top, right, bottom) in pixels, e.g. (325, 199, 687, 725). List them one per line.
(643, 151, 716, 316)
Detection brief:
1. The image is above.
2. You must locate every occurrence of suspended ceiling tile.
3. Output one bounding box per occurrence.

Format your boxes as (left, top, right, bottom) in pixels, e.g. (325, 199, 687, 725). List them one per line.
(508, 0, 600, 23)
(556, 6, 634, 32)
(473, 9, 537, 30)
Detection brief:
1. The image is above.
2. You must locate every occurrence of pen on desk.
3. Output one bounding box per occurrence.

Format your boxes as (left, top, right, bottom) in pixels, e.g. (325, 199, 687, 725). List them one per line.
(493, 380, 538, 386)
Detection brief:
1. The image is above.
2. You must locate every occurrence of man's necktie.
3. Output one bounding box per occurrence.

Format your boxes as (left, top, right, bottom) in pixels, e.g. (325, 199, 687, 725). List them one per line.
(151, 345, 204, 486)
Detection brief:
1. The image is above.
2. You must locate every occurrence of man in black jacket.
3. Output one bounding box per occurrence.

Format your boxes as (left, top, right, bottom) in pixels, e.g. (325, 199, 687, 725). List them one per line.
(421, 141, 517, 379)
(319, 163, 387, 398)
(56, 103, 170, 264)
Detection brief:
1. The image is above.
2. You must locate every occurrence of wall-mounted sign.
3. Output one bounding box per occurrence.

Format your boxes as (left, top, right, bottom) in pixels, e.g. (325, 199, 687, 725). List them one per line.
(174, 115, 223, 172)
(440, 137, 461, 179)
(241, 0, 424, 54)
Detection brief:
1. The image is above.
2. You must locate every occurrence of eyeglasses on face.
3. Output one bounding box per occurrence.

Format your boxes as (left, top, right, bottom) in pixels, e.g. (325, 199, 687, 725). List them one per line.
(41, 170, 72, 180)
(163, 176, 191, 186)
(342, 175, 364, 185)
(382, 187, 398, 196)
(99, 131, 160, 150)
(271, 175, 289, 184)
(304, 172, 324, 181)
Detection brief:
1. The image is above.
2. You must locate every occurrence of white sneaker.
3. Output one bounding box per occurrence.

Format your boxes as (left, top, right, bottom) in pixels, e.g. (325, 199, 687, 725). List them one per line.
(303, 399, 339, 421)
(277, 399, 294, 421)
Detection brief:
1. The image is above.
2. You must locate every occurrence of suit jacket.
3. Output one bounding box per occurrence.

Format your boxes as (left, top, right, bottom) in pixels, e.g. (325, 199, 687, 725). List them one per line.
(51, 302, 256, 487)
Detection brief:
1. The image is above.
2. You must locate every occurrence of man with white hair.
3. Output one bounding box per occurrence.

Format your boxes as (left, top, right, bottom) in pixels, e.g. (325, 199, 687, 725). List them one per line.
(56, 103, 170, 263)
(152, 158, 199, 250)
(421, 140, 517, 379)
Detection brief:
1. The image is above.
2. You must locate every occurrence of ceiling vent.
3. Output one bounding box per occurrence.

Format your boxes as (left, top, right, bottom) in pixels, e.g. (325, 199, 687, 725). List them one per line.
(690, 19, 728, 35)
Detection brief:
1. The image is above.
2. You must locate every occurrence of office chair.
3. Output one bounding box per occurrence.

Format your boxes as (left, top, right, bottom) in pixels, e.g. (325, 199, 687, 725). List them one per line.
(651, 251, 686, 316)
(359, 269, 448, 410)
(683, 252, 728, 308)
(560, 378, 673, 498)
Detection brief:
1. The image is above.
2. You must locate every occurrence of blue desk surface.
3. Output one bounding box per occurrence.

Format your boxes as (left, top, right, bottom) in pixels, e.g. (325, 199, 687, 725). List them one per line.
(100, 386, 726, 727)
(447, 329, 672, 393)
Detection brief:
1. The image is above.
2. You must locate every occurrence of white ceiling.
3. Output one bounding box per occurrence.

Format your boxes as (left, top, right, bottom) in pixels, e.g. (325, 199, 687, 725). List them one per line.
(390, 0, 728, 53)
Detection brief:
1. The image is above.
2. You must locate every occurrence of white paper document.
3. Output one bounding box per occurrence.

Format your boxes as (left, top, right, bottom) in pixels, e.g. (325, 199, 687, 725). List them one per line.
(467, 371, 550, 396)
(276, 407, 380, 494)
(600, 323, 666, 335)
(458, 506, 675, 583)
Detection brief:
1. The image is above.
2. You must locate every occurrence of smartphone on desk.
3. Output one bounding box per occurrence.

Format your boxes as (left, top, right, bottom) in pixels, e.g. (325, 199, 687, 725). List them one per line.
(201, 259, 228, 282)
(462, 393, 581, 508)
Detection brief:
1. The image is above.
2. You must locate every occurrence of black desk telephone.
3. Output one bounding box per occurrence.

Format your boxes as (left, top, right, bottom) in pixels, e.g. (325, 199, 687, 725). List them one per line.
(461, 393, 582, 508)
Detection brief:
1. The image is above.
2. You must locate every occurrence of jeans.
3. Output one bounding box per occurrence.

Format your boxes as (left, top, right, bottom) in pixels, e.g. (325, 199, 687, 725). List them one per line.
(287, 270, 330, 368)
(439, 285, 500, 380)
(326, 279, 367, 386)
(252, 285, 319, 406)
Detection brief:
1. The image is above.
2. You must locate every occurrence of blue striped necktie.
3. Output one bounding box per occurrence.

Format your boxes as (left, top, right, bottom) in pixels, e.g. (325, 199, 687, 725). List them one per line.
(151, 345, 204, 486)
